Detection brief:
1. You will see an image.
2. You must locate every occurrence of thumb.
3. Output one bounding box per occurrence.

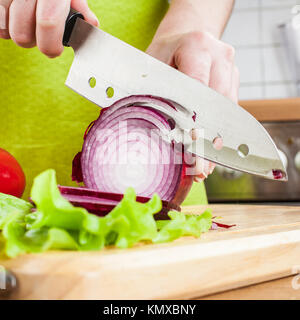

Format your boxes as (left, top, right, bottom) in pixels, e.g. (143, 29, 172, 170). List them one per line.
(71, 0, 99, 27)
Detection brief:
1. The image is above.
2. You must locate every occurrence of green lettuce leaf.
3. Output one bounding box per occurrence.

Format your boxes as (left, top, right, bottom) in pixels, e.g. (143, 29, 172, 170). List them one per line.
(0, 193, 32, 228)
(29, 169, 88, 230)
(3, 212, 79, 257)
(0, 169, 212, 258)
(153, 210, 212, 243)
(102, 188, 160, 248)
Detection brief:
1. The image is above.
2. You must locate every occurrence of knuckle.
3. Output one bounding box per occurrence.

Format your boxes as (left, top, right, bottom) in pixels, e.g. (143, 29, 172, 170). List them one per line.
(187, 30, 207, 44)
(195, 51, 212, 67)
(192, 53, 212, 74)
(37, 19, 57, 30)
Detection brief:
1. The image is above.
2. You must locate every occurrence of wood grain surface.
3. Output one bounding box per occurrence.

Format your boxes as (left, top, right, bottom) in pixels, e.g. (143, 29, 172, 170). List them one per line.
(1, 204, 300, 300)
(201, 275, 300, 300)
(240, 98, 300, 122)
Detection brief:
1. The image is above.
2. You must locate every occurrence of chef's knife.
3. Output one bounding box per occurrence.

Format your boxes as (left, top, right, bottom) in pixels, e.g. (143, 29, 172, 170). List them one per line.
(63, 10, 287, 181)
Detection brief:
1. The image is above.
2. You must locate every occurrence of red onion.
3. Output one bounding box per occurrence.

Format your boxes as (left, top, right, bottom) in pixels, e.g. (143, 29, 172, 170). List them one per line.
(71, 95, 195, 215)
(58, 185, 180, 217)
(211, 222, 236, 230)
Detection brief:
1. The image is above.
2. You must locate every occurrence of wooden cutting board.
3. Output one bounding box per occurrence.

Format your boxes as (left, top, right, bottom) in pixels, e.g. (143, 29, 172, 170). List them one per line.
(1, 204, 300, 300)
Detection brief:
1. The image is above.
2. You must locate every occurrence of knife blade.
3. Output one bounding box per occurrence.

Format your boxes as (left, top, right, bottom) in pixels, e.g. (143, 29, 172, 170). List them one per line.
(63, 12, 287, 181)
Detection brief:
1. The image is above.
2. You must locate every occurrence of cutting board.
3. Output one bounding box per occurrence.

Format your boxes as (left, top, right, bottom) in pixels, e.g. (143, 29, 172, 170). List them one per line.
(1, 204, 300, 300)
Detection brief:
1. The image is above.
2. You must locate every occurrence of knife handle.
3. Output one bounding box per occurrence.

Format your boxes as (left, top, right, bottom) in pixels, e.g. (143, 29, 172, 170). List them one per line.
(0, 267, 18, 298)
(63, 8, 84, 47)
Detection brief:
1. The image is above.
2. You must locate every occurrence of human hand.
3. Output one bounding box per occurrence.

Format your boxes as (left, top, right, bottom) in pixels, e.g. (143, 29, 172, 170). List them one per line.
(0, 0, 99, 58)
(147, 31, 239, 182)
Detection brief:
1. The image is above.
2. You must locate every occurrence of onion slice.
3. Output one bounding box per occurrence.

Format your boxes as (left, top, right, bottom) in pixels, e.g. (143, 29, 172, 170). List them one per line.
(59, 185, 180, 217)
(71, 95, 195, 215)
(211, 222, 236, 230)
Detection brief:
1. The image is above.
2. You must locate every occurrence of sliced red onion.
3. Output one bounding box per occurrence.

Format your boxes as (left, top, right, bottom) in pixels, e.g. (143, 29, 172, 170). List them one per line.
(71, 95, 195, 215)
(58, 185, 180, 217)
(211, 222, 236, 230)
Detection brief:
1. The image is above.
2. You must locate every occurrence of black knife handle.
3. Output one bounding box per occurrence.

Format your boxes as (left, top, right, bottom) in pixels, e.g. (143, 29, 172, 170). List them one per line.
(63, 8, 84, 47)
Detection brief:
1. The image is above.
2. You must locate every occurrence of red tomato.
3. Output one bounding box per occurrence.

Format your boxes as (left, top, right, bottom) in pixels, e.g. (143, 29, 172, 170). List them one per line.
(0, 149, 26, 198)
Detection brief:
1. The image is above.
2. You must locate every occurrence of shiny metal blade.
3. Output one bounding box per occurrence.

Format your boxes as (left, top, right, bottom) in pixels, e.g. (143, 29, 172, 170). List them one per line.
(186, 125, 287, 181)
(65, 19, 287, 181)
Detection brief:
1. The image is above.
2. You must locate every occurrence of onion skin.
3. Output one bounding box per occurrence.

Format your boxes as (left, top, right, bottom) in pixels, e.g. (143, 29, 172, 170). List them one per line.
(71, 95, 195, 215)
(171, 162, 194, 207)
(72, 151, 83, 183)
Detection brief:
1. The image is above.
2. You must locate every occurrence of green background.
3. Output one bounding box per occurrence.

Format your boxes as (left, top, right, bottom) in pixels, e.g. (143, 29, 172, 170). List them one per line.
(0, 0, 207, 205)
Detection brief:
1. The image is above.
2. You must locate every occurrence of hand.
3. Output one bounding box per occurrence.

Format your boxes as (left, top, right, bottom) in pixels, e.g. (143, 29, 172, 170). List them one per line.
(0, 0, 99, 58)
(147, 31, 239, 182)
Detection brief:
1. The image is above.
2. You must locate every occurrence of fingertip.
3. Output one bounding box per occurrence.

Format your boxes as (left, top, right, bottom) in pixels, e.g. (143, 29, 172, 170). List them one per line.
(39, 45, 64, 58)
(85, 11, 99, 27)
(48, 49, 63, 59)
(47, 53, 62, 59)
(71, 0, 99, 26)
(92, 15, 100, 27)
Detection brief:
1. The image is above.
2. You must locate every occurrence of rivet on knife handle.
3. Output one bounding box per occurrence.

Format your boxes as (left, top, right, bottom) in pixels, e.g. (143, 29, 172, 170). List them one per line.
(63, 8, 84, 47)
(0, 267, 18, 298)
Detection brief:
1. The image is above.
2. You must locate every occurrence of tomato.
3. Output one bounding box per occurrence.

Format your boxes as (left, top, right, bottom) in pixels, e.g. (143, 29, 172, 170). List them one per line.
(0, 148, 26, 198)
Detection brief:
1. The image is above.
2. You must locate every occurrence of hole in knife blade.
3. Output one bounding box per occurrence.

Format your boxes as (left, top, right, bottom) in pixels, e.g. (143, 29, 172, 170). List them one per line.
(237, 144, 249, 158)
(88, 77, 96, 88)
(106, 87, 114, 98)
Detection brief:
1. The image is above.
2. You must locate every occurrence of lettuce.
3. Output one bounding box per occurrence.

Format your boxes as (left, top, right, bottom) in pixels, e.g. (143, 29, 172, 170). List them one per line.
(154, 210, 212, 243)
(3, 213, 79, 257)
(0, 169, 212, 258)
(0, 193, 32, 228)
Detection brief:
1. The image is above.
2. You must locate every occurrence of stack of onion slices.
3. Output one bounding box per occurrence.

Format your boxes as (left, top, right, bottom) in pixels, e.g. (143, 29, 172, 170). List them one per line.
(66, 95, 196, 216)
